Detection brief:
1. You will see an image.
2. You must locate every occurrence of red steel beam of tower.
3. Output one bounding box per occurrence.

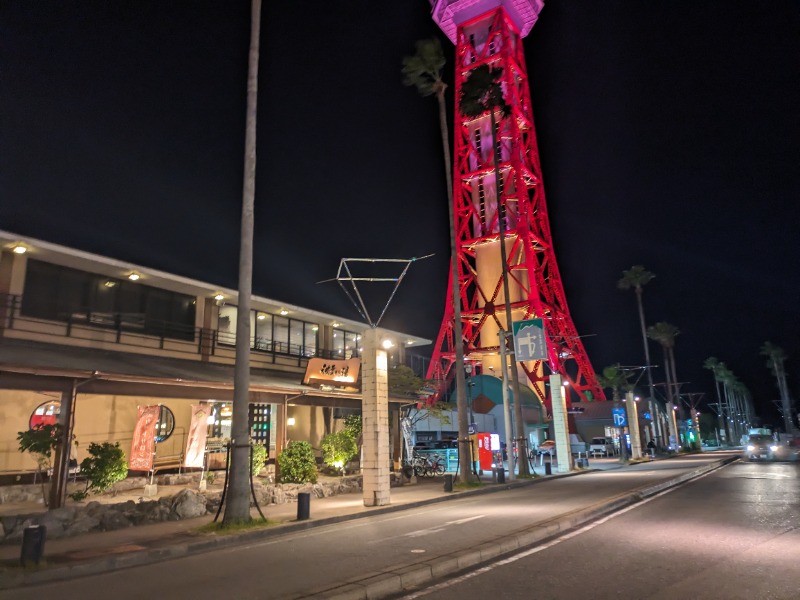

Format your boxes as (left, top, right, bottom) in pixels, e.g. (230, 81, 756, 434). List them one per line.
(427, 0, 606, 410)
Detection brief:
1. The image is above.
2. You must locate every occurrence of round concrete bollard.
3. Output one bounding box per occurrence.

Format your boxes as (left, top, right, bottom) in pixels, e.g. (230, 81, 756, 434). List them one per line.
(495, 467, 505, 484)
(443, 474, 454, 492)
(544, 461, 552, 475)
(297, 492, 311, 520)
(20, 524, 46, 567)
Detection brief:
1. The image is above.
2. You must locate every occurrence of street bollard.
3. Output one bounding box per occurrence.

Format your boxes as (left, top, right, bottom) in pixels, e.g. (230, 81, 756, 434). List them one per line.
(20, 524, 46, 567)
(297, 492, 310, 520)
(544, 461, 552, 475)
(443, 474, 454, 492)
(495, 467, 505, 484)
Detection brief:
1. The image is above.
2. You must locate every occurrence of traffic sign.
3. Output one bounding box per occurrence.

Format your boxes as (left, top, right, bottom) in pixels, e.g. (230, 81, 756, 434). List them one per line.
(612, 407, 627, 427)
(512, 318, 547, 361)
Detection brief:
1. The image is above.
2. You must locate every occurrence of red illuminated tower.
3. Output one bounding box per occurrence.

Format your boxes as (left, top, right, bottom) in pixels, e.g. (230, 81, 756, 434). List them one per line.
(427, 0, 605, 409)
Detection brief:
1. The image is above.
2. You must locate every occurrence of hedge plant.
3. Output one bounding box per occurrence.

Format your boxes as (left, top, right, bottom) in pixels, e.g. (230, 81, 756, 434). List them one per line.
(277, 441, 317, 484)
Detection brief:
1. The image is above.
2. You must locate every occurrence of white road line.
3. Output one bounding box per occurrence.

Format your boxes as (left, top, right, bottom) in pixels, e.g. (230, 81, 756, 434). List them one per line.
(399, 468, 720, 599)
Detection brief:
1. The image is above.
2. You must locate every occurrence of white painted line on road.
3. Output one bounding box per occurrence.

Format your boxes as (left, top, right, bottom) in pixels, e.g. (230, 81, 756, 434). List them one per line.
(445, 515, 486, 526)
(368, 515, 487, 543)
(398, 469, 720, 599)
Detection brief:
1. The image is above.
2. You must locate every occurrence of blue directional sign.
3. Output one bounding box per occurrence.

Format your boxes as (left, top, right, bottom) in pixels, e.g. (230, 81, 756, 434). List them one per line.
(512, 318, 547, 361)
(612, 407, 628, 427)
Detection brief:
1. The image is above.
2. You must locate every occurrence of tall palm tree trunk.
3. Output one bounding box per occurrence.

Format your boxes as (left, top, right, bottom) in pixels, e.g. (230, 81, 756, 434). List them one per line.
(635, 288, 660, 445)
(223, 0, 261, 524)
(436, 87, 473, 482)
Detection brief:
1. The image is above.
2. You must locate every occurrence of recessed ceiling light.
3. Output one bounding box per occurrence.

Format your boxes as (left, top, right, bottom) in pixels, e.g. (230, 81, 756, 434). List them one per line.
(279, 309, 288, 316)
(214, 294, 224, 301)
(128, 273, 140, 281)
(12, 245, 27, 255)
(257, 314, 266, 320)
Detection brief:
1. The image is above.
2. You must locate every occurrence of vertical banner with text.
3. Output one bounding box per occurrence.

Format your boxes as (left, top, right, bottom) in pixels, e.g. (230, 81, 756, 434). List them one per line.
(184, 404, 210, 469)
(129, 405, 160, 471)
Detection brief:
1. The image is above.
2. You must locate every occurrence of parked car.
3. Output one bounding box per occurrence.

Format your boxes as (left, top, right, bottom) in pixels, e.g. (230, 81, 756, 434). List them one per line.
(589, 437, 615, 457)
(743, 434, 778, 461)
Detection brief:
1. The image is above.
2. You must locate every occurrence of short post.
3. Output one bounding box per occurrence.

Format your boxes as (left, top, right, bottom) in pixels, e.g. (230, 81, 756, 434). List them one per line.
(20, 525, 46, 567)
(495, 467, 505, 484)
(544, 461, 552, 476)
(297, 492, 310, 520)
(443, 473, 454, 492)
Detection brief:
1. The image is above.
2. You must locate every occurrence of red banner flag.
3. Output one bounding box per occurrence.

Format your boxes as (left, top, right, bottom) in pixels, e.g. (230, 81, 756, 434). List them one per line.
(129, 405, 160, 471)
(184, 404, 209, 469)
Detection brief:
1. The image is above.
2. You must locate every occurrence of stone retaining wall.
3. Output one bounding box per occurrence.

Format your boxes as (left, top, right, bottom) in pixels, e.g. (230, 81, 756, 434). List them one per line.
(0, 473, 404, 544)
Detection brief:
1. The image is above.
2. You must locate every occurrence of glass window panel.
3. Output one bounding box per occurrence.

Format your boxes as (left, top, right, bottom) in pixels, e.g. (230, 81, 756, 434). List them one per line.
(289, 320, 304, 355)
(273, 316, 289, 353)
(218, 304, 237, 346)
(333, 329, 344, 356)
(255, 311, 271, 350)
(304, 323, 318, 357)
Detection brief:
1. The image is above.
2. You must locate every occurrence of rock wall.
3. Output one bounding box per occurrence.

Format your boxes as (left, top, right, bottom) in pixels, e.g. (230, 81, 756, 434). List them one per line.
(0, 474, 401, 544)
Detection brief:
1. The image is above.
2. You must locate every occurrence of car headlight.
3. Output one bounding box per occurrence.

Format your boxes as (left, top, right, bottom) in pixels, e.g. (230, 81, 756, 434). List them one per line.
(746, 445, 755, 451)
(770, 445, 778, 452)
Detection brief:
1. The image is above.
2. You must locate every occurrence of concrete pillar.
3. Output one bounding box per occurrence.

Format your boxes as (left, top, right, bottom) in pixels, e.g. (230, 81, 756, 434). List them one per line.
(361, 328, 390, 506)
(625, 392, 643, 459)
(550, 374, 572, 473)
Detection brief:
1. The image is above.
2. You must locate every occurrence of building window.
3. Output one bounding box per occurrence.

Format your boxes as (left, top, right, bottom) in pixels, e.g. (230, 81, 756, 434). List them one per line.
(333, 329, 360, 359)
(21, 259, 196, 341)
(155, 406, 175, 443)
(30, 400, 61, 429)
(217, 305, 318, 357)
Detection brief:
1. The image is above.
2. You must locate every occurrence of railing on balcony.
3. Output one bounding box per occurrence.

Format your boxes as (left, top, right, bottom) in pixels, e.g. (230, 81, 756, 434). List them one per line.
(0, 294, 320, 367)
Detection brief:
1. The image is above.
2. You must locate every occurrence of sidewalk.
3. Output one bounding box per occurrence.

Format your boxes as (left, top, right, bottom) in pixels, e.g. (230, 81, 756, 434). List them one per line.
(0, 453, 721, 594)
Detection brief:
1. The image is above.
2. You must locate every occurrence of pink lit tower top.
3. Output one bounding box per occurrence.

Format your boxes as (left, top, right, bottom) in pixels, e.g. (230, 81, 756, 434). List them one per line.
(427, 0, 606, 410)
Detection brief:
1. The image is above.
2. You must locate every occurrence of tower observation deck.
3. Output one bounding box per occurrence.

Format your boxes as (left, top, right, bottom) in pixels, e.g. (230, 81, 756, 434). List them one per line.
(427, 0, 605, 410)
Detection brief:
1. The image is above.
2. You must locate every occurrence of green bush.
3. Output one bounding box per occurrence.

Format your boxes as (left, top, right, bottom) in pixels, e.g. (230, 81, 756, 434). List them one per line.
(17, 424, 63, 506)
(321, 431, 358, 474)
(277, 441, 317, 484)
(251, 442, 268, 476)
(70, 442, 128, 501)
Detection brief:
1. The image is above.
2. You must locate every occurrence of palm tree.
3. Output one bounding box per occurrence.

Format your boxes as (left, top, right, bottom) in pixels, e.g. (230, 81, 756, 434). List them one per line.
(760, 342, 795, 434)
(223, 0, 261, 525)
(403, 39, 473, 481)
(647, 322, 684, 446)
(704, 357, 732, 444)
(617, 266, 660, 444)
(459, 65, 532, 476)
(596, 365, 632, 461)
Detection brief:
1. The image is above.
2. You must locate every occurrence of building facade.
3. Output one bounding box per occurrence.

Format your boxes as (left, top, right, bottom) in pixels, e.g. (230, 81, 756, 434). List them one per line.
(0, 231, 429, 476)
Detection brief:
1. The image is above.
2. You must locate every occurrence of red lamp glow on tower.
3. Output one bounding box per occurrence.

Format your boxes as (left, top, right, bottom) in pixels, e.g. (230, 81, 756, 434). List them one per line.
(427, 0, 605, 410)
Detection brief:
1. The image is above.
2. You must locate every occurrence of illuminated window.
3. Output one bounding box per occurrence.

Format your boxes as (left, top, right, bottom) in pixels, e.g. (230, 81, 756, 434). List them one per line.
(30, 400, 61, 429)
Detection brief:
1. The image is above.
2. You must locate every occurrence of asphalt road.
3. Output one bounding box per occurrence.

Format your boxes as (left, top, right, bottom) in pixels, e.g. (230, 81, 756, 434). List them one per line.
(399, 459, 800, 600)
(0, 454, 737, 600)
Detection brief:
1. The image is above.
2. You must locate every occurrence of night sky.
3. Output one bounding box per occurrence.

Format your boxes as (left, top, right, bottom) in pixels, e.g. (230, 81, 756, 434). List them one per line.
(2, 1, 799, 426)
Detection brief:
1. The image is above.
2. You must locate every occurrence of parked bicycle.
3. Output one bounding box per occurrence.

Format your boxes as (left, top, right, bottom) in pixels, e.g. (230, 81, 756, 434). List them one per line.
(405, 452, 446, 477)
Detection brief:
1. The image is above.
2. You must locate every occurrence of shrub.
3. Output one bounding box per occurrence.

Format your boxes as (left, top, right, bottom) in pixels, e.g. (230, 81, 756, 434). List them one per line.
(17, 424, 63, 506)
(321, 431, 358, 474)
(277, 441, 317, 484)
(251, 442, 268, 476)
(70, 442, 128, 501)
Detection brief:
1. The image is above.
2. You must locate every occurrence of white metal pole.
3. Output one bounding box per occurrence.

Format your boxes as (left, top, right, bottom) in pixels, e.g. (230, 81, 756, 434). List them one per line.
(498, 331, 515, 480)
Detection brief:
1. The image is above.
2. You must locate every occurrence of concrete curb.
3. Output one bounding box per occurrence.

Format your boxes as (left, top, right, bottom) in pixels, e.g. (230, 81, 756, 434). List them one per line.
(305, 455, 737, 600)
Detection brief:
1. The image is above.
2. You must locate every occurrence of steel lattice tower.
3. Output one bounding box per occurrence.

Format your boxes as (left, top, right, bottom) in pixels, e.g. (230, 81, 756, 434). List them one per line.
(427, 0, 605, 410)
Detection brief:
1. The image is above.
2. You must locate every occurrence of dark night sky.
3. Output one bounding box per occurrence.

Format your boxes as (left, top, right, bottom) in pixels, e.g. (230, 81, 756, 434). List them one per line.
(2, 1, 799, 425)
